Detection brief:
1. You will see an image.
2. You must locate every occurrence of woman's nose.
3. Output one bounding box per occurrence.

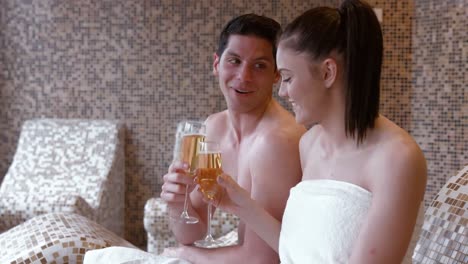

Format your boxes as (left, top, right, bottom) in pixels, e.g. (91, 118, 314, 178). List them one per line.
(278, 83, 288, 98)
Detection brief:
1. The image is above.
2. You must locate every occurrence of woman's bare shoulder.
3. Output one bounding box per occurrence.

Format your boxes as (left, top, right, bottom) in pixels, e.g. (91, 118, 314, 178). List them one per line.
(373, 117, 424, 162)
(370, 117, 427, 193)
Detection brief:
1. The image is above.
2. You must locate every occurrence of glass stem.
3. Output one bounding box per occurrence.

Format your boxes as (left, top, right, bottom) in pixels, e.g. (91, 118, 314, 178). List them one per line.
(206, 203, 213, 240)
(181, 185, 190, 218)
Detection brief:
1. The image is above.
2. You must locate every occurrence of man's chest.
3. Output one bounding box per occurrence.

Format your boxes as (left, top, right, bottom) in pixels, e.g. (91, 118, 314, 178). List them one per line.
(220, 141, 254, 192)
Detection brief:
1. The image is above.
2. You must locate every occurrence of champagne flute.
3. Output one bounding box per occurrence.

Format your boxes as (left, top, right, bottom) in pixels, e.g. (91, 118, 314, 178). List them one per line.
(194, 141, 224, 248)
(172, 120, 206, 224)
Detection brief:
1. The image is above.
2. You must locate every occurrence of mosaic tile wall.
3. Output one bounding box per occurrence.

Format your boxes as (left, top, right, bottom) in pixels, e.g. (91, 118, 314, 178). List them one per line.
(0, 0, 464, 248)
(411, 0, 467, 205)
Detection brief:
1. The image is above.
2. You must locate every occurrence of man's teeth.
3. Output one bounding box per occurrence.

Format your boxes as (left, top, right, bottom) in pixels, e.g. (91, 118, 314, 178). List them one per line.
(235, 89, 250, 94)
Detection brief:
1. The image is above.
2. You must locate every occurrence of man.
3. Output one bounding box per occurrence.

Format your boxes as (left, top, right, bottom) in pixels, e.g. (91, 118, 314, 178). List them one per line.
(160, 14, 305, 263)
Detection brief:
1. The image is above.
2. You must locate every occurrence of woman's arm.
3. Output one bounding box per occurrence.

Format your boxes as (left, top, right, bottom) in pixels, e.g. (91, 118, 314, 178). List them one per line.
(348, 140, 427, 264)
(216, 174, 282, 252)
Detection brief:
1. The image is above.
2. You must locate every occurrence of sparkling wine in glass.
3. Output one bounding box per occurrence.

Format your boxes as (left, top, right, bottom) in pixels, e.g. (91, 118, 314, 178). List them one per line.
(194, 141, 224, 248)
(172, 120, 206, 224)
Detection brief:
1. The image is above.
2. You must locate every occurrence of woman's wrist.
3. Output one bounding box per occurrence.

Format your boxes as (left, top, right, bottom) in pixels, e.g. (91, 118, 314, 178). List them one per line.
(236, 196, 259, 221)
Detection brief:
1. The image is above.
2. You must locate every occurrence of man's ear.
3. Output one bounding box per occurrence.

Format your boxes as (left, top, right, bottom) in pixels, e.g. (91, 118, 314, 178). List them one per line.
(322, 58, 337, 88)
(213, 53, 220, 76)
(273, 68, 281, 83)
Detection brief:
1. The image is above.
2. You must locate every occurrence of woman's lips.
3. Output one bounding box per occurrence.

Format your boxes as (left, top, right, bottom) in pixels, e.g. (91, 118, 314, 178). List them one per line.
(290, 101, 298, 109)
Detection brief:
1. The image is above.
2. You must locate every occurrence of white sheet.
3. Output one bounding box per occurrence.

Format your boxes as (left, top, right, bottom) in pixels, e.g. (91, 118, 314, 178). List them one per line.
(84, 247, 192, 264)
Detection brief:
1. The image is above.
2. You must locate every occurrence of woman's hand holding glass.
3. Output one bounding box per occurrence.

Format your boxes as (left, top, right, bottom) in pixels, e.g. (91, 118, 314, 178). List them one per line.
(193, 141, 225, 248)
(212, 173, 253, 216)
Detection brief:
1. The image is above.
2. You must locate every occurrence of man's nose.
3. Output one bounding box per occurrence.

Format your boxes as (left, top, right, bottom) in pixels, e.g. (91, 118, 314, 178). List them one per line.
(237, 64, 253, 82)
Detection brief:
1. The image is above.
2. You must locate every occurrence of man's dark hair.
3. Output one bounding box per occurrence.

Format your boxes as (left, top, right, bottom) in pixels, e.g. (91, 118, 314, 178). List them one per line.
(216, 14, 282, 65)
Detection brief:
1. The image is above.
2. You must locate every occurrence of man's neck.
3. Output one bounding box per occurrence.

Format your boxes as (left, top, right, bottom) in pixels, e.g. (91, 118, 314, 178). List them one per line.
(227, 99, 275, 143)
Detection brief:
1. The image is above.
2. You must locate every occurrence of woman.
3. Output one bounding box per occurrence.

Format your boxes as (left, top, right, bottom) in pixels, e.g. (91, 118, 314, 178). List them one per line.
(215, 0, 427, 263)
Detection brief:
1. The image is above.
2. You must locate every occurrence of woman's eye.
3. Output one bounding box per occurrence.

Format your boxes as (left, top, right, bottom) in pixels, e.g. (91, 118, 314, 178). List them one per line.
(282, 77, 291, 83)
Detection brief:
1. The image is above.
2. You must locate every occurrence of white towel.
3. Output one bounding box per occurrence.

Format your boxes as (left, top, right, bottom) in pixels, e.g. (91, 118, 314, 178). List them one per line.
(84, 247, 192, 264)
(279, 180, 423, 264)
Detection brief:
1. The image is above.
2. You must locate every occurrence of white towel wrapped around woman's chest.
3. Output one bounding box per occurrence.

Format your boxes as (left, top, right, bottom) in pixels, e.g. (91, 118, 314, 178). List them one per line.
(279, 179, 422, 264)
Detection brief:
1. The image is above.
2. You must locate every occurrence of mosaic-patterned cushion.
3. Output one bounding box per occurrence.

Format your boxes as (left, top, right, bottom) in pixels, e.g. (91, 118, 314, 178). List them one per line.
(0, 212, 135, 264)
(412, 164, 468, 264)
(0, 119, 125, 236)
(144, 197, 240, 254)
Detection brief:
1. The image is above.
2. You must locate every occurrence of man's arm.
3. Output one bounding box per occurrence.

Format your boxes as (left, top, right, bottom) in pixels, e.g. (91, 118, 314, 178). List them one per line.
(175, 130, 303, 263)
(160, 162, 209, 244)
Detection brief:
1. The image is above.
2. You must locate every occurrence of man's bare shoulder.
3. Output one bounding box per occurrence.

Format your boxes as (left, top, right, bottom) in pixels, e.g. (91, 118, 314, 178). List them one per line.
(260, 105, 306, 144)
(256, 118, 305, 154)
(205, 110, 228, 126)
(249, 119, 304, 186)
(205, 111, 229, 137)
(248, 108, 304, 219)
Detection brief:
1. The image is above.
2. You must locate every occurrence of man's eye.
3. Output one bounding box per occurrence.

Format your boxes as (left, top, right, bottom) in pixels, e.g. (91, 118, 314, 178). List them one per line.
(255, 63, 266, 69)
(228, 58, 240, 64)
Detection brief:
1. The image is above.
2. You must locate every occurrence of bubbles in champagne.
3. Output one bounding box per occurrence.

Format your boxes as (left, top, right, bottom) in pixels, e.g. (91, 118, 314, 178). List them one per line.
(174, 133, 205, 174)
(197, 168, 222, 200)
(196, 152, 222, 200)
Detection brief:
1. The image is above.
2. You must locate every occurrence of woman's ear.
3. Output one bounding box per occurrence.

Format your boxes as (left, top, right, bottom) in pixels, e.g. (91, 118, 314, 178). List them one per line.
(213, 53, 220, 76)
(322, 58, 337, 88)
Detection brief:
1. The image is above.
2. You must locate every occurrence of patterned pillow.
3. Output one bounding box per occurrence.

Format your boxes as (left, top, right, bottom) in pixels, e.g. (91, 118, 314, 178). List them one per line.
(0, 212, 134, 264)
(412, 165, 468, 264)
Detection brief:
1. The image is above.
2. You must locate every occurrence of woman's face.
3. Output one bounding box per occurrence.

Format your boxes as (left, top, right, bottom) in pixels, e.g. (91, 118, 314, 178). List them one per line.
(276, 45, 330, 126)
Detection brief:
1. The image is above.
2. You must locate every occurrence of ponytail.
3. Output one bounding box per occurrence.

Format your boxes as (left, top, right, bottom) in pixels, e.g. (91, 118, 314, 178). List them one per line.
(280, 0, 382, 144)
(339, 0, 383, 144)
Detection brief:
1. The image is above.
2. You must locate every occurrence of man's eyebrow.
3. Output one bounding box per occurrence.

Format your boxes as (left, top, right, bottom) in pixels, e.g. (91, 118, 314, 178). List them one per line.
(225, 51, 240, 57)
(224, 51, 273, 62)
(254, 56, 274, 62)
